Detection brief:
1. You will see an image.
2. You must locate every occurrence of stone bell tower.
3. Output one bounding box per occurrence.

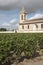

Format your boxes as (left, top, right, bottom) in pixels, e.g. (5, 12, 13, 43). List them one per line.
(20, 7, 27, 23)
(18, 7, 27, 31)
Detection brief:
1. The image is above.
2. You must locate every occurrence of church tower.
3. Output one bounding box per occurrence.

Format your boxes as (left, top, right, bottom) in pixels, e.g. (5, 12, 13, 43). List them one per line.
(19, 7, 27, 31)
(20, 7, 27, 23)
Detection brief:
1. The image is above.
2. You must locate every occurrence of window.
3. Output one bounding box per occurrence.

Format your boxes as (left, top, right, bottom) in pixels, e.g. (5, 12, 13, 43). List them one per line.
(22, 25, 24, 29)
(36, 24, 38, 28)
(41, 24, 43, 28)
(21, 15, 23, 20)
(28, 25, 29, 29)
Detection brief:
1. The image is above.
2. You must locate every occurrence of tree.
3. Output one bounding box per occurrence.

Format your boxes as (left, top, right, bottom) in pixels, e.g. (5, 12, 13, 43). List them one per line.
(0, 28, 7, 31)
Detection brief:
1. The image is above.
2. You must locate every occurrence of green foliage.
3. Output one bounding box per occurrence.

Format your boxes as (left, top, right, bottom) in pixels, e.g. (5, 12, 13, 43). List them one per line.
(0, 28, 7, 31)
(0, 33, 43, 65)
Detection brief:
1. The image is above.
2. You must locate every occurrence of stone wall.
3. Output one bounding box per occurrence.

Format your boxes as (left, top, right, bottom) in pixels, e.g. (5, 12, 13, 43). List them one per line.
(19, 23, 43, 31)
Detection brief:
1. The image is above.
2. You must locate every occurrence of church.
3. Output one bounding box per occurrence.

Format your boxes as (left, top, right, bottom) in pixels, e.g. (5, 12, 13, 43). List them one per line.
(18, 8, 43, 32)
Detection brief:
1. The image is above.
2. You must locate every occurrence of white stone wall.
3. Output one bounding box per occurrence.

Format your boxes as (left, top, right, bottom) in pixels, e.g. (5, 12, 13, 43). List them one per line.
(19, 24, 29, 31)
(29, 23, 41, 31)
(29, 24, 36, 31)
(19, 23, 43, 31)
(37, 23, 41, 31)
(19, 25, 22, 30)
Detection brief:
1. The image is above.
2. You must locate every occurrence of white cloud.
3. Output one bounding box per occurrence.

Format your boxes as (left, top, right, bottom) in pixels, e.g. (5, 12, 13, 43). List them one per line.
(2, 23, 10, 26)
(10, 19, 17, 24)
(30, 14, 43, 19)
(2, 19, 18, 30)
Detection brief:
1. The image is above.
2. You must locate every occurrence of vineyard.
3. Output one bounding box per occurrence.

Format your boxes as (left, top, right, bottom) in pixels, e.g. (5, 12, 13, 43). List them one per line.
(0, 33, 43, 65)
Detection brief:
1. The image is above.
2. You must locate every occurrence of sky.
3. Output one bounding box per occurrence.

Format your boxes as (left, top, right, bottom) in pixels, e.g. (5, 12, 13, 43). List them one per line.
(0, 0, 43, 30)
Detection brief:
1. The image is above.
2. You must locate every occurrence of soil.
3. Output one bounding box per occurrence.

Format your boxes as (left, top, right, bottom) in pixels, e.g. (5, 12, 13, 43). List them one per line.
(12, 55, 43, 65)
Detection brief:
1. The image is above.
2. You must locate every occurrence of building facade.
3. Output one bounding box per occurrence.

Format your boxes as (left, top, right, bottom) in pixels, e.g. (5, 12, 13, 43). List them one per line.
(18, 8, 43, 32)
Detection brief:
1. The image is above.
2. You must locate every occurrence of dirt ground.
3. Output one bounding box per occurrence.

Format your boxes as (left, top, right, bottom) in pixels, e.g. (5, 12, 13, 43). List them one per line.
(18, 60, 43, 65)
(12, 55, 43, 65)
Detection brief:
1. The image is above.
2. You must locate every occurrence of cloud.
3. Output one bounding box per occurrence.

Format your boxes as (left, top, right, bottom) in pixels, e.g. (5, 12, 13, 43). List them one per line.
(29, 13, 43, 19)
(0, 0, 18, 6)
(2, 18, 19, 30)
(10, 19, 17, 24)
(2, 22, 10, 26)
(0, 0, 43, 13)
(2, 23, 10, 26)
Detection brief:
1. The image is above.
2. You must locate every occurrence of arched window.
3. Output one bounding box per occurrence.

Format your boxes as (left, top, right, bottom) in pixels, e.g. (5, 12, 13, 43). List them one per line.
(21, 15, 23, 20)
(28, 25, 29, 29)
(36, 24, 38, 28)
(22, 25, 24, 29)
(41, 24, 43, 28)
